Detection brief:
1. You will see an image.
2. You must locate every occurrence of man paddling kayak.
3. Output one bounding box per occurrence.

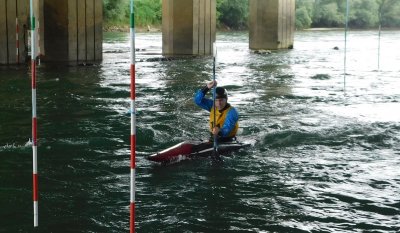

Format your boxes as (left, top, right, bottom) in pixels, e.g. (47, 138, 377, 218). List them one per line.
(147, 82, 244, 163)
(194, 81, 239, 142)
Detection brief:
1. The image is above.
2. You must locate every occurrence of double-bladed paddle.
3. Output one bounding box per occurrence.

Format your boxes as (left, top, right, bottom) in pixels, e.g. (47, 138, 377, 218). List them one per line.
(212, 43, 222, 162)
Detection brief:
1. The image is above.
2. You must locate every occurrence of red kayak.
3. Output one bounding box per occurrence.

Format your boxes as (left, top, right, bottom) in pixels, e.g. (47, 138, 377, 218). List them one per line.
(147, 140, 250, 163)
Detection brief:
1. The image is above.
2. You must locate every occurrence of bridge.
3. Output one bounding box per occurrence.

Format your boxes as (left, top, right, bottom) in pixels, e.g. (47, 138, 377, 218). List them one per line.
(0, 0, 295, 65)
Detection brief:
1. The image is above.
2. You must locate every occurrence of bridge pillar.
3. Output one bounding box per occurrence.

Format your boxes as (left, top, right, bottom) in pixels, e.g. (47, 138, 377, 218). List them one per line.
(0, 0, 102, 64)
(249, 0, 295, 50)
(0, 0, 44, 65)
(162, 0, 216, 55)
(42, 0, 102, 63)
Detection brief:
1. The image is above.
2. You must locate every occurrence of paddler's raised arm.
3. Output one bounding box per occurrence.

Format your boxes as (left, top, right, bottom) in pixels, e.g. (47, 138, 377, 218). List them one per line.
(194, 81, 217, 111)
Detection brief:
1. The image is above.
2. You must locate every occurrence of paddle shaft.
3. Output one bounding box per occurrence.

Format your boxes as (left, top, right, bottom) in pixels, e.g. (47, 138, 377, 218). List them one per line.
(212, 43, 220, 161)
(212, 53, 217, 153)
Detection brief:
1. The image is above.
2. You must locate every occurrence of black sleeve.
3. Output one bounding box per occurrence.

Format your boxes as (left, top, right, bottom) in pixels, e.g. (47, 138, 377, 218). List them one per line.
(201, 85, 210, 95)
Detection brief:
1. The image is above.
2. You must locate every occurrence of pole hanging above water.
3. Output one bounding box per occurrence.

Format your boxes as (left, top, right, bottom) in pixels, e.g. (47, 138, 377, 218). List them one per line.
(16, 18, 20, 64)
(30, 0, 39, 227)
(344, 0, 349, 92)
(129, 0, 136, 232)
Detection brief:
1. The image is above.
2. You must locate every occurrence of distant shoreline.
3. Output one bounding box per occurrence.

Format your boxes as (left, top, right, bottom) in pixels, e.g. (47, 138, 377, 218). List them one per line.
(303, 28, 344, 31)
(103, 24, 161, 33)
(303, 27, 400, 31)
(103, 24, 400, 33)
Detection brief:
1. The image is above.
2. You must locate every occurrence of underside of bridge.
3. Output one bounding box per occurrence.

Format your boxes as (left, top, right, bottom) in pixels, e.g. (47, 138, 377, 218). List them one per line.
(0, 0, 102, 65)
(0, 0, 295, 64)
(162, 0, 295, 55)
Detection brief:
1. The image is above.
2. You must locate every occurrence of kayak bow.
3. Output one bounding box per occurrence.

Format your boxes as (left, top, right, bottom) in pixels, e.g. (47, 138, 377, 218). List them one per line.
(147, 140, 249, 163)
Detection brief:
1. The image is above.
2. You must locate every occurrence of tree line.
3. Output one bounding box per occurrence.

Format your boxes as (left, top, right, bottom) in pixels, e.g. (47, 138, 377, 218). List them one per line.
(296, 0, 400, 29)
(103, 0, 400, 30)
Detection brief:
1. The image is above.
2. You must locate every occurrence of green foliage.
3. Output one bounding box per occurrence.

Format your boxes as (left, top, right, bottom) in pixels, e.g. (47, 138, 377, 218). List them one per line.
(102, 0, 400, 29)
(312, 2, 344, 27)
(103, 0, 130, 24)
(297, 0, 315, 14)
(103, 0, 161, 27)
(297, 0, 400, 28)
(378, 0, 400, 27)
(296, 0, 315, 29)
(135, 0, 162, 26)
(349, 0, 379, 28)
(217, 0, 248, 29)
(296, 7, 312, 29)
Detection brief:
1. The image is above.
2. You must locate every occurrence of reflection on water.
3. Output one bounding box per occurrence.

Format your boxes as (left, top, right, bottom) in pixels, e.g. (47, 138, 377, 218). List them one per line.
(0, 30, 399, 232)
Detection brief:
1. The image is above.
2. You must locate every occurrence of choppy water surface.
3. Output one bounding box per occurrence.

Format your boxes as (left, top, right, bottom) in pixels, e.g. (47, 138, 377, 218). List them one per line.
(1, 30, 399, 232)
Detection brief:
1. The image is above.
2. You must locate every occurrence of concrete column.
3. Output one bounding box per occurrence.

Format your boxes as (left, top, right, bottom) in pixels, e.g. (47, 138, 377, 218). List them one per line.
(0, 0, 36, 65)
(43, 0, 102, 63)
(35, 0, 45, 58)
(249, 0, 295, 50)
(43, 0, 68, 61)
(1, 0, 101, 64)
(17, 0, 30, 63)
(162, 0, 216, 55)
(0, 0, 11, 64)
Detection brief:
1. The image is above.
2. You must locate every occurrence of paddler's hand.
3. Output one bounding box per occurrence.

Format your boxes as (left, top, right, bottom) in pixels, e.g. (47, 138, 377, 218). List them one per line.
(212, 127, 220, 136)
(207, 80, 217, 89)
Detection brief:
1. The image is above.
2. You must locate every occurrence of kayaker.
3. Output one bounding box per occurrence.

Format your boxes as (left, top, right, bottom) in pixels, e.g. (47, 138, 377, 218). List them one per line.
(194, 81, 239, 142)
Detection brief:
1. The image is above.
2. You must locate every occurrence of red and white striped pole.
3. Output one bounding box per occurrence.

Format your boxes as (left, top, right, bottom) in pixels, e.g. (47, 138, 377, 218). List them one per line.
(30, 0, 39, 227)
(16, 18, 19, 64)
(129, 0, 136, 232)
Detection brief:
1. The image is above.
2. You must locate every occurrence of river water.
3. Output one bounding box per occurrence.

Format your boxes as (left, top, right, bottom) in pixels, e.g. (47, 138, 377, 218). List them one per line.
(1, 30, 399, 232)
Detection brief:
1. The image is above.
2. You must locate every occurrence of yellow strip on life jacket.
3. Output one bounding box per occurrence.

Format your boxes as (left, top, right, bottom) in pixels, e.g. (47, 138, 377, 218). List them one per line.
(209, 105, 238, 137)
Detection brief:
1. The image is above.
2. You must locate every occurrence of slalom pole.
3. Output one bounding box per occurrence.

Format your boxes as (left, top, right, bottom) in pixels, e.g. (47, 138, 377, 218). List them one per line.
(377, 24, 381, 71)
(16, 18, 19, 64)
(377, 1, 385, 72)
(377, 15, 382, 72)
(37, 22, 41, 65)
(129, 0, 136, 232)
(212, 43, 220, 161)
(30, 0, 39, 227)
(344, 0, 349, 92)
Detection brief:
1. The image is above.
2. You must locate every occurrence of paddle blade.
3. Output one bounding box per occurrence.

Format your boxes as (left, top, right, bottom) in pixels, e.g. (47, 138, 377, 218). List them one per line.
(212, 147, 223, 162)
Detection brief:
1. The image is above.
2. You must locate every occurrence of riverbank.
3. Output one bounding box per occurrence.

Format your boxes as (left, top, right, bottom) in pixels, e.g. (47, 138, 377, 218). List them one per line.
(303, 27, 400, 31)
(103, 23, 243, 32)
(104, 24, 400, 33)
(103, 24, 161, 33)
